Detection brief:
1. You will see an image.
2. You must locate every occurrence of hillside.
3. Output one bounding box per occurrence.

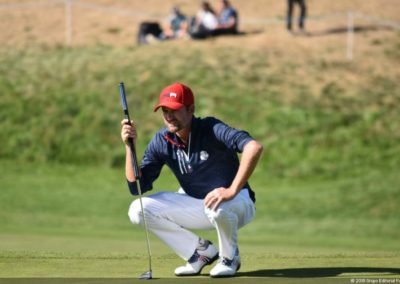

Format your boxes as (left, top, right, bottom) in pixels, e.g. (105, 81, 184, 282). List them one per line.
(1, 34, 399, 177)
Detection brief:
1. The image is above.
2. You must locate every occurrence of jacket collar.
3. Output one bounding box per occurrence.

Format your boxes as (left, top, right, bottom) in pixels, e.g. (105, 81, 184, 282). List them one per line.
(163, 116, 198, 148)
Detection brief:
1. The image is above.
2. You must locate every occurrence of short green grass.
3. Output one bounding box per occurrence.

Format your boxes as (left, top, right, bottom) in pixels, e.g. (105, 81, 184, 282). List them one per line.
(0, 161, 399, 279)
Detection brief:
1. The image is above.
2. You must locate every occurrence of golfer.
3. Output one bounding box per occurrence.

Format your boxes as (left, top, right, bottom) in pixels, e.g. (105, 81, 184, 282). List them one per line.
(121, 82, 263, 277)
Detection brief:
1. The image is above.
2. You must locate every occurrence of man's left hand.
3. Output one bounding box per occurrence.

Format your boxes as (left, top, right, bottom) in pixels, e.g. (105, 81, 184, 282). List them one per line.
(204, 187, 237, 211)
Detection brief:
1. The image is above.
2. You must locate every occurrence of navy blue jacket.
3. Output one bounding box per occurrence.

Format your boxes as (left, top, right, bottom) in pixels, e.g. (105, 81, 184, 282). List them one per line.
(128, 116, 256, 203)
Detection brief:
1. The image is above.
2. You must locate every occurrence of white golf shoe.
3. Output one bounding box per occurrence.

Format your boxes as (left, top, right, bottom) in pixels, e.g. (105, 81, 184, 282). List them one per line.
(174, 240, 219, 276)
(209, 253, 241, 278)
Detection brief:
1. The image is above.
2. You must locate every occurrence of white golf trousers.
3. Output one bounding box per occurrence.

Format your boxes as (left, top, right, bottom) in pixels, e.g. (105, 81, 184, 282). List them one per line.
(128, 188, 255, 260)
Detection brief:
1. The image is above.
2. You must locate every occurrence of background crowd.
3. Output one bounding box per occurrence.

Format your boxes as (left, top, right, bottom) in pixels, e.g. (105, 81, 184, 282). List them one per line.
(138, 0, 308, 44)
(138, 0, 239, 44)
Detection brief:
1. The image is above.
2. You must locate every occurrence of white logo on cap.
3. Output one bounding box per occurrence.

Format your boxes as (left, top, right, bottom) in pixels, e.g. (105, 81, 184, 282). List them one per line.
(169, 92, 177, 98)
(200, 151, 209, 161)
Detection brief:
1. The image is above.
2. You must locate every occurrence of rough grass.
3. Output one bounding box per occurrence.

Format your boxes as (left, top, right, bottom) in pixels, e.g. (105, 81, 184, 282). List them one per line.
(1, 34, 399, 179)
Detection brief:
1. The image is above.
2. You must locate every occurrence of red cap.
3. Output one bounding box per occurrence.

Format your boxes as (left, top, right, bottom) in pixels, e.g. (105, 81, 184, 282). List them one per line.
(154, 82, 194, 112)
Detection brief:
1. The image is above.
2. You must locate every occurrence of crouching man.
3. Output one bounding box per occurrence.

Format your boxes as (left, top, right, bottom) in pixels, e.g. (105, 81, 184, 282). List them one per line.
(121, 82, 263, 277)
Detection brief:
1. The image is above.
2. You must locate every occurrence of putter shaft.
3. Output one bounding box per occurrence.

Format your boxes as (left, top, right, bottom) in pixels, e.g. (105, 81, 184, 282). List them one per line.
(136, 180, 153, 277)
(119, 82, 152, 279)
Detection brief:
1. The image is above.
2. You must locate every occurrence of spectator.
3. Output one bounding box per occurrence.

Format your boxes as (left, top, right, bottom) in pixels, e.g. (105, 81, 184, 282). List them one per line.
(214, 0, 239, 35)
(190, 1, 218, 39)
(137, 21, 163, 45)
(286, 0, 307, 32)
(162, 6, 189, 40)
(137, 6, 188, 45)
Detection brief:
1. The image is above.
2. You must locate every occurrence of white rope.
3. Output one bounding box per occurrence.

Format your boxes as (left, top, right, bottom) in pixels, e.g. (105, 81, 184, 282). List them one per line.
(73, 0, 160, 19)
(347, 11, 354, 61)
(65, 0, 72, 46)
(241, 18, 282, 25)
(0, 0, 61, 10)
(355, 12, 400, 30)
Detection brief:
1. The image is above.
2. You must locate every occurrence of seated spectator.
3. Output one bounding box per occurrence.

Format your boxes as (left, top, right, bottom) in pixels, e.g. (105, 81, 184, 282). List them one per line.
(189, 1, 218, 39)
(162, 6, 189, 40)
(137, 21, 163, 45)
(137, 6, 188, 45)
(213, 0, 239, 35)
(137, 1, 239, 44)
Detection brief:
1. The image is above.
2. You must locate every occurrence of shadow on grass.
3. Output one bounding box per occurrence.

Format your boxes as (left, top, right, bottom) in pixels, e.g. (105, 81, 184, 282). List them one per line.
(236, 267, 400, 278)
(307, 24, 395, 37)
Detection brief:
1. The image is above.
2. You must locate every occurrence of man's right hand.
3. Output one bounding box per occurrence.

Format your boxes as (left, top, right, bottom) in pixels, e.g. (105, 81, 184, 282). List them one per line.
(121, 119, 137, 145)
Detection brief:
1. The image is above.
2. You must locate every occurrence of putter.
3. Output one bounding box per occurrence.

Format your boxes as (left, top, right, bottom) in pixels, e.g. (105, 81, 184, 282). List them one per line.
(119, 82, 153, 280)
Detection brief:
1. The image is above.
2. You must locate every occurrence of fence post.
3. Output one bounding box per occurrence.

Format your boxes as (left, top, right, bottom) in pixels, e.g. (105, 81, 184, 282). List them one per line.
(65, 0, 72, 46)
(347, 10, 354, 60)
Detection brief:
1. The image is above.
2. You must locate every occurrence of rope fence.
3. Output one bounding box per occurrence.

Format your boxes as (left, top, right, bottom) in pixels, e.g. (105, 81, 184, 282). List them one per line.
(1, 0, 399, 60)
(0, 0, 58, 9)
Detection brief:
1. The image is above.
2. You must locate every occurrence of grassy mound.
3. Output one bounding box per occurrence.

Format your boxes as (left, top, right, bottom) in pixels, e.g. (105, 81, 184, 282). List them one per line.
(1, 38, 399, 179)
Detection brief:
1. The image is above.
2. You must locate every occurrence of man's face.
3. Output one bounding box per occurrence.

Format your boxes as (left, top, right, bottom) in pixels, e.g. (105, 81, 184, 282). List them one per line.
(161, 105, 194, 133)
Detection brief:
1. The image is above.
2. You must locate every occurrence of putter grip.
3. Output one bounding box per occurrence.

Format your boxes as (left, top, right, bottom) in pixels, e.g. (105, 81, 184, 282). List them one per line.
(119, 82, 140, 180)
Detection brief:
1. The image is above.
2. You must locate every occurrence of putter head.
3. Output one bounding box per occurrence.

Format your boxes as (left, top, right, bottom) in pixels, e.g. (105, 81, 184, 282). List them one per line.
(139, 270, 152, 280)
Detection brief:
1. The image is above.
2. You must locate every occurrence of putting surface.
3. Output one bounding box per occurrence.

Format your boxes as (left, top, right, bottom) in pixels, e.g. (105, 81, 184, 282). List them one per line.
(1, 162, 399, 281)
(1, 235, 399, 279)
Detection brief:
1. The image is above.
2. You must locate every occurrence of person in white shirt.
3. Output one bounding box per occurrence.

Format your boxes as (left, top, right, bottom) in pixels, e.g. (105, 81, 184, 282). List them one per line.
(190, 1, 218, 39)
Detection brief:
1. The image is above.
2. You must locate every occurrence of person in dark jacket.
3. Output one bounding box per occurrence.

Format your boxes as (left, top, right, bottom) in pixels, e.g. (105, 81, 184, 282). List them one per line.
(121, 82, 263, 277)
(286, 0, 307, 32)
